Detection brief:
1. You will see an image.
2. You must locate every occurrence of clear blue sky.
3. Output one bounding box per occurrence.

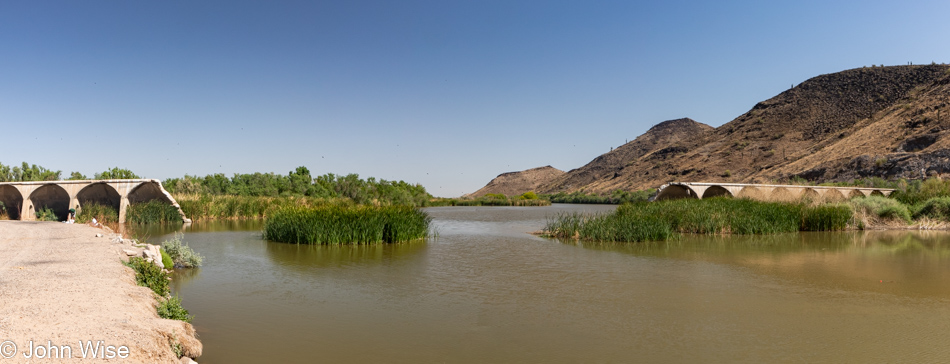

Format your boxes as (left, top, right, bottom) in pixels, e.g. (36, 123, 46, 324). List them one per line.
(2, 1, 948, 196)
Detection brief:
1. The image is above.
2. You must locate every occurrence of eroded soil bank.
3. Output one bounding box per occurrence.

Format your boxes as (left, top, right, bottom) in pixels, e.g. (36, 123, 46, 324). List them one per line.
(0, 221, 200, 363)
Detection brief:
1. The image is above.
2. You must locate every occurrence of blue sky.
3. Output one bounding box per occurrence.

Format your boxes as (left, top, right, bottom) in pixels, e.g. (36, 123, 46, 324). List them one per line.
(2, 1, 948, 196)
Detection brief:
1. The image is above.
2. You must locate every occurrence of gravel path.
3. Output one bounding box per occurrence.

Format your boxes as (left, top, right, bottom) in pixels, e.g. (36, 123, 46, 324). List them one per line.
(0, 221, 200, 363)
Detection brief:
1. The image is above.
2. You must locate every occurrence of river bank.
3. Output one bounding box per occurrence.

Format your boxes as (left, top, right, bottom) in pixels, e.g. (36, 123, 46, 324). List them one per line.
(0, 221, 200, 363)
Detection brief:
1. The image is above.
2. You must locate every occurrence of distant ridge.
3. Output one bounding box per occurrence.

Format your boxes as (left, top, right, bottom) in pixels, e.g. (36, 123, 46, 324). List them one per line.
(465, 166, 564, 197)
(466, 64, 950, 196)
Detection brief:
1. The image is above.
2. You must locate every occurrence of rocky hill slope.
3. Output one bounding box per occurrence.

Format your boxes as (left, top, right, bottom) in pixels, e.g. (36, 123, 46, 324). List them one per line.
(539, 118, 714, 192)
(468, 64, 950, 196)
(465, 165, 565, 197)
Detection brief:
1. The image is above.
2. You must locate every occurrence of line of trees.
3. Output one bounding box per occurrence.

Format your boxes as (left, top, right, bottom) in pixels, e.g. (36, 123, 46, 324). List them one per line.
(1, 161, 432, 206)
(0, 162, 62, 182)
(163, 167, 431, 206)
(0, 162, 139, 182)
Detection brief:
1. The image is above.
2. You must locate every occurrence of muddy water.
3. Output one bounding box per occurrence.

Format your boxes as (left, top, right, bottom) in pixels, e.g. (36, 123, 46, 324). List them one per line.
(145, 205, 950, 363)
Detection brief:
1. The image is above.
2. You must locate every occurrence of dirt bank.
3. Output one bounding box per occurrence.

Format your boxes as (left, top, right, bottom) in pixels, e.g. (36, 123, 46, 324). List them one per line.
(0, 221, 200, 363)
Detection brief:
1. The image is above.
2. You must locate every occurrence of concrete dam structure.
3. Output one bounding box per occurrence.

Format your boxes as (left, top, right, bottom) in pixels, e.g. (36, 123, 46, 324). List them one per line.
(654, 182, 895, 202)
(0, 179, 189, 223)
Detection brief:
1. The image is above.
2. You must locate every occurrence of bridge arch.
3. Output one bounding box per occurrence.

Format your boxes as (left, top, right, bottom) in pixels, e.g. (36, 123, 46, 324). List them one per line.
(128, 181, 173, 204)
(0, 185, 23, 220)
(801, 188, 821, 202)
(769, 187, 797, 201)
(28, 184, 70, 221)
(848, 190, 867, 199)
(823, 189, 847, 202)
(870, 190, 885, 197)
(655, 185, 699, 200)
(736, 186, 764, 200)
(702, 185, 733, 199)
(77, 182, 121, 216)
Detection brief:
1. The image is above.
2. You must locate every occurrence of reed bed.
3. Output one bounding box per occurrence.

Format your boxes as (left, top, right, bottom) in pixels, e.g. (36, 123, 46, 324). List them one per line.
(544, 198, 852, 242)
(76, 202, 119, 224)
(263, 205, 431, 244)
(175, 194, 352, 221)
(125, 201, 184, 224)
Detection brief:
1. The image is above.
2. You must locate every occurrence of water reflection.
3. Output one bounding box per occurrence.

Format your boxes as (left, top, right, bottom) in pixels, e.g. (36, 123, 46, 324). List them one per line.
(264, 240, 428, 270)
(124, 220, 264, 241)
(560, 230, 950, 299)
(170, 267, 202, 288)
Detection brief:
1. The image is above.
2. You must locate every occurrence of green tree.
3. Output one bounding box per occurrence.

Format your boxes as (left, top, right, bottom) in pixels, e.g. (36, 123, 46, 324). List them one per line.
(95, 167, 140, 180)
(68, 171, 87, 180)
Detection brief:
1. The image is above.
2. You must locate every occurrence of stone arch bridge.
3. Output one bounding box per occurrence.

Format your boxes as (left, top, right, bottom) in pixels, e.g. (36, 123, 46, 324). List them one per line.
(0, 179, 189, 223)
(653, 182, 894, 202)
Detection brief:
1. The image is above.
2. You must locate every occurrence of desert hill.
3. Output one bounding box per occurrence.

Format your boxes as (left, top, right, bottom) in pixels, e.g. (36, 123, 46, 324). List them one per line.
(468, 64, 950, 196)
(540, 118, 714, 192)
(464, 165, 565, 197)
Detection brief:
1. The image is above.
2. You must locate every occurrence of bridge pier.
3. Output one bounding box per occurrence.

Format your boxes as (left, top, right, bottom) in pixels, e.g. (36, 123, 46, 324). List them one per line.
(118, 196, 131, 224)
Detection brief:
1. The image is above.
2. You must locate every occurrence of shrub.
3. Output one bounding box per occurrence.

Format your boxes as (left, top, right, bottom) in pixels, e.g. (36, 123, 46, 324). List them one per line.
(520, 191, 538, 200)
(160, 248, 174, 269)
(850, 196, 912, 223)
(157, 295, 193, 322)
(913, 197, 950, 220)
(125, 257, 169, 296)
(875, 157, 888, 168)
(161, 234, 203, 268)
(36, 207, 59, 221)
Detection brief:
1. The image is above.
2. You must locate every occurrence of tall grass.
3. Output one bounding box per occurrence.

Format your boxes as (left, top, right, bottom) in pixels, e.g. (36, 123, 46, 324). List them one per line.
(175, 194, 353, 220)
(544, 198, 852, 242)
(263, 205, 431, 244)
(126, 201, 184, 224)
(76, 202, 119, 224)
(801, 204, 853, 231)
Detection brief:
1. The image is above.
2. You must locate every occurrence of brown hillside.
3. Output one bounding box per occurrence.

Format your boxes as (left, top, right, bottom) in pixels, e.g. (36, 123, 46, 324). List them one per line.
(467, 64, 950, 196)
(465, 165, 565, 197)
(540, 118, 713, 192)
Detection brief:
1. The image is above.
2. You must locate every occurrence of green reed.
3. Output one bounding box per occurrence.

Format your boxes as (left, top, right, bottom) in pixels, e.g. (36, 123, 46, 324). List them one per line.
(175, 194, 352, 221)
(262, 205, 431, 244)
(126, 200, 184, 224)
(544, 198, 852, 242)
(76, 202, 119, 224)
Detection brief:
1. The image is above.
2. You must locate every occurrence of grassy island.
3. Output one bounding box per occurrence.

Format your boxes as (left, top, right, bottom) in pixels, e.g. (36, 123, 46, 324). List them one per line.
(263, 204, 431, 244)
(544, 198, 851, 242)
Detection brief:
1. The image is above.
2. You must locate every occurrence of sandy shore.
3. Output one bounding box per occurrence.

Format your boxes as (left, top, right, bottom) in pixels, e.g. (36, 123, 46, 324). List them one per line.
(0, 221, 200, 363)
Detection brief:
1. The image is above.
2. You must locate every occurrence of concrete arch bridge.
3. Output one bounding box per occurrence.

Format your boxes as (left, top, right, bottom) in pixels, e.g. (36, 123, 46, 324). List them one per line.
(0, 179, 189, 223)
(654, 182, 894, 202)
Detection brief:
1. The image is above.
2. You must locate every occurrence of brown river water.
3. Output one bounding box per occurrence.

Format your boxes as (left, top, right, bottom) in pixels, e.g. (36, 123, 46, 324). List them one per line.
(137, 204, 950, 363)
